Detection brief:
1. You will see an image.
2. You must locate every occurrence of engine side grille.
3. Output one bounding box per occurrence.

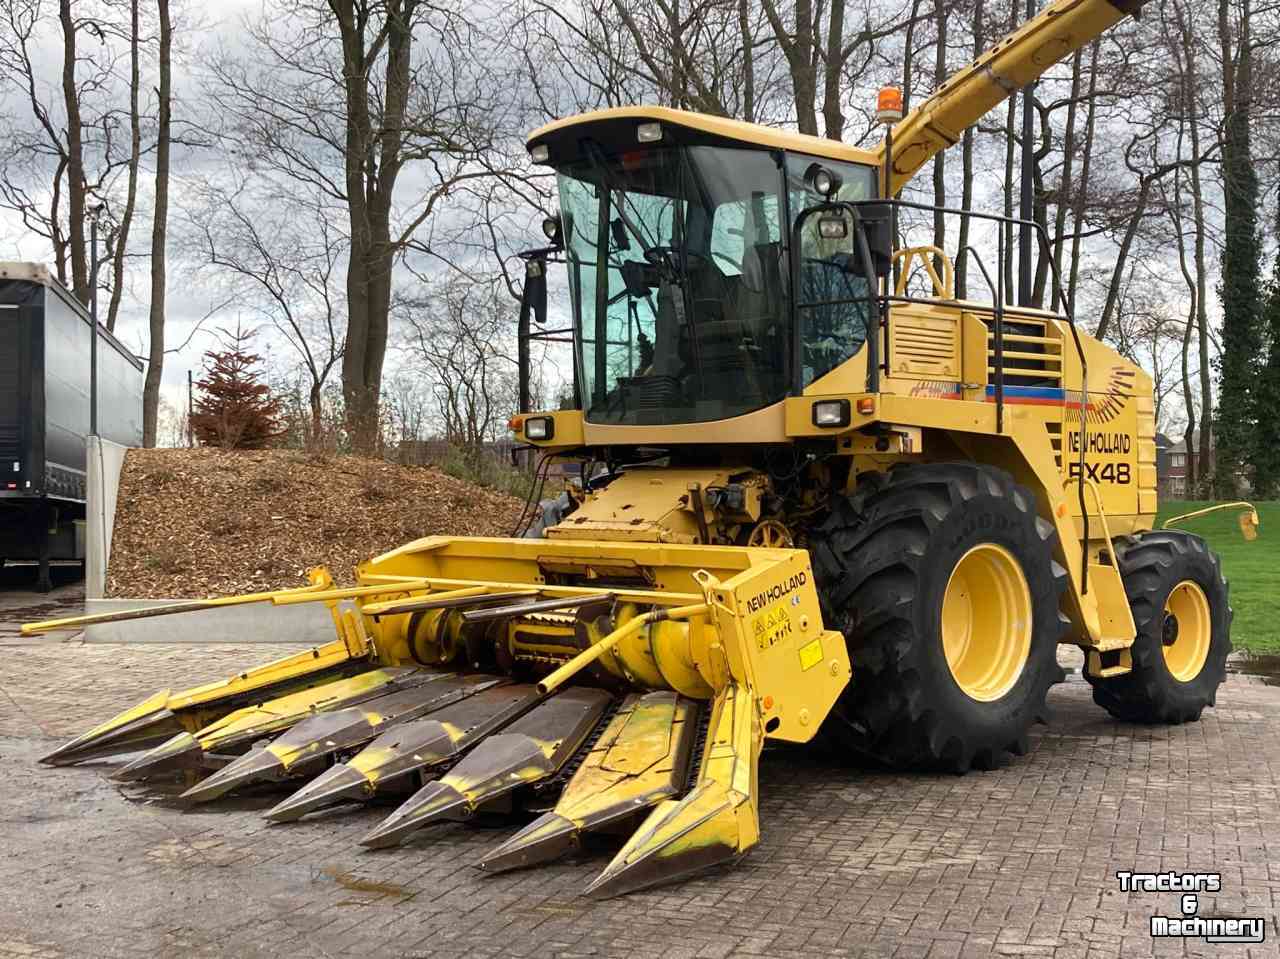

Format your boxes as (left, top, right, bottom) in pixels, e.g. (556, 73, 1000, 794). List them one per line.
(888, 313, 960, 379)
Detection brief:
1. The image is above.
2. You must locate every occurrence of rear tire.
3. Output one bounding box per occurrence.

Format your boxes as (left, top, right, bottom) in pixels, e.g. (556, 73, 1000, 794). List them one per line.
(810, 462, 1068, 772)
(1085, 530, 1230, 724)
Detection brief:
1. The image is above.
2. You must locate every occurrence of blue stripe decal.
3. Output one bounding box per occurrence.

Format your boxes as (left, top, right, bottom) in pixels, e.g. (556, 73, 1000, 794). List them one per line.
(984, 384, 1067, 399)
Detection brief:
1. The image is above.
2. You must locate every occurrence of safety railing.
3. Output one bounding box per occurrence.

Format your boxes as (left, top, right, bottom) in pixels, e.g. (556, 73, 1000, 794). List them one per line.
(790, 198, 1094, 592)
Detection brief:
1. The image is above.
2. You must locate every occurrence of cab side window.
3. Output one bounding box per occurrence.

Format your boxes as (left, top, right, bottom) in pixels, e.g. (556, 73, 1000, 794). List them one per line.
(788, 156, 877, 386)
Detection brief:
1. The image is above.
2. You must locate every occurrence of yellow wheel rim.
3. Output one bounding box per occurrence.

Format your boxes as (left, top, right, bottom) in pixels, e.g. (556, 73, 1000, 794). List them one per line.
(1162, 580, 1211, 682)
(941, 544, 1033, 702)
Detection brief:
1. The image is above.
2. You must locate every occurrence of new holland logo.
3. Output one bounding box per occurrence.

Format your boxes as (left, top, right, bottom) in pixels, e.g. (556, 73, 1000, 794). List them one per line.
(745, 571, 808, 614)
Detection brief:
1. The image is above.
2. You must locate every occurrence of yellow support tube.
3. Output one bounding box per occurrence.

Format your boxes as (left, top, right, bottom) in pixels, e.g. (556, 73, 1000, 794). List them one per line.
(1163, 501, 1260, 540)
(358, 586, 494, 615)
(536, 604, 710, 696)
(19, 576, 344, 635)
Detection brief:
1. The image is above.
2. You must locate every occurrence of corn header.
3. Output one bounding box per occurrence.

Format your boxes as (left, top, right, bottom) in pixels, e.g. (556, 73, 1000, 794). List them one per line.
(32, 542, 843, 895)
(27, 0, 1247, 898)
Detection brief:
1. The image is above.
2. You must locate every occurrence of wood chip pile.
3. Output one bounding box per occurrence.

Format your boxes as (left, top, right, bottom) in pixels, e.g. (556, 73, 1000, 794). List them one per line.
(107, 448, 526, 598)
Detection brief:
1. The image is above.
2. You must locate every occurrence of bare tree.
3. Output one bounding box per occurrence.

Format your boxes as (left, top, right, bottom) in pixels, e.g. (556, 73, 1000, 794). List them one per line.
(104, 0, 141, 333)
(206, 0, 513, 453)
(141, 0, 171, 448)
(399, 275, 521, 450)
(187, 180, 345, 444)
(953, 0, 982, 298)
(0, 0, 140, 303)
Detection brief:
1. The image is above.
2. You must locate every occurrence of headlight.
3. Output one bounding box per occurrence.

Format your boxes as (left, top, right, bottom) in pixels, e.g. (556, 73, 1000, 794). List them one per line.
(806, 163, 842, 198)
(541, 214, 561, 244)
(636, 122, 663, 143)
(524, 416, 554, 441)
(530, 144, 550, 163)
(818, 217, 848, 240)
(811, 399, 851, 428)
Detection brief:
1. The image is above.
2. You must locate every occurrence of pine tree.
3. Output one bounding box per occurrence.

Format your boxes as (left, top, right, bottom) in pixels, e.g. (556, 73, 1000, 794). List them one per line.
(189, 325, 285, 450)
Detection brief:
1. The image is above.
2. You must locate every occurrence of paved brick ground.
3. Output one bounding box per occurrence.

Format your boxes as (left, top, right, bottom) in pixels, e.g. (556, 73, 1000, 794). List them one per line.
(0, 598, 1277, 957)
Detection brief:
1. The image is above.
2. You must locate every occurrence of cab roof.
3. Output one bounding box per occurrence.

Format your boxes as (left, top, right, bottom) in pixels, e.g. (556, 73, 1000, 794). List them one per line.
(527, 106, 881, 168)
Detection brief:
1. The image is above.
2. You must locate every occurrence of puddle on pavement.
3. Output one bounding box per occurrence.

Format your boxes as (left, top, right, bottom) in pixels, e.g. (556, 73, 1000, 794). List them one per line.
(320, 866, 414, 901)
(1228, 653, 1280, 686)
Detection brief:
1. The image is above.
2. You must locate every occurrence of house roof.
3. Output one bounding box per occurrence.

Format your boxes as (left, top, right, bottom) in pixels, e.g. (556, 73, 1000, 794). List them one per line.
(1166, 429, 1206, 455)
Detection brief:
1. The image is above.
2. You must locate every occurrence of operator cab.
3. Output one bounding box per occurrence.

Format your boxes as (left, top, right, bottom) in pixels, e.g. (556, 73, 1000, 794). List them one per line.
(524, 109, 883, 426)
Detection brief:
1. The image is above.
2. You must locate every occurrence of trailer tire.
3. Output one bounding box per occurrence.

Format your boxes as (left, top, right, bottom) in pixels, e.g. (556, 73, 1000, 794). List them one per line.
(810, 462, 1067, 772)
(1085, 530, 1230, 724)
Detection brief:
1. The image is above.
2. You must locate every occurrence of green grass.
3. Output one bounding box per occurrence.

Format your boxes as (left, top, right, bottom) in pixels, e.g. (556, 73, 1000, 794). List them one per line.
(1154, 500, 1280, 656)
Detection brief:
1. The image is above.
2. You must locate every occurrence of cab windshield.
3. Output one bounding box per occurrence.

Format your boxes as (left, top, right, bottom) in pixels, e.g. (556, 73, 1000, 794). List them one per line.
(555, 144, 876, 424)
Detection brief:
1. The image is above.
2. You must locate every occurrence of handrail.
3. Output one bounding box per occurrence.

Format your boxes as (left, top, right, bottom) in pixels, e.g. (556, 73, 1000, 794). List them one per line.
(959, 245, 1002, 433)
(789, 201, 884, 395)
(893, 246, 955, 299)
(1072, 477, 1115, 557)
(867, 198, 1091, 588)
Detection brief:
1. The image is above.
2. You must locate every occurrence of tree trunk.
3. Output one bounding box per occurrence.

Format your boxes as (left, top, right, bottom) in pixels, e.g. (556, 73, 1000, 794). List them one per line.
(669, 0, 684, 107)
(1000, 0, 1017, 298)
(1050, 47, 1084, 311)
(955, 0, 983, 300)
(792, 0, 818, 135)
(335, 0, 417, 454)
(1067, 40, 1099, 318)
(106, 0, 142, 334)
(1095, 177, 1150, 343)
(1002, 97, 1016, 296)
(901, 0, 922, 113)
(739, 0, 754, 122)
(142, 0, 172, 448)
(309, 381, 323, 443)
(1173, 0, 1210, 495)
(1171, 155, 1197, 494)
(822, 0, 846, 140)
(931, 0, 947, 277)
(1190, 114, 1212, 496)
(1030, 104, 1052, 308)
(58, 0, 88, 306)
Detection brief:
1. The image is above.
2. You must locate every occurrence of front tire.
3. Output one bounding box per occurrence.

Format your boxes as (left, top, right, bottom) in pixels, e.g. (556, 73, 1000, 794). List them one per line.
(1085, 530, 1230, 724)
(811, 463, 1068, 772)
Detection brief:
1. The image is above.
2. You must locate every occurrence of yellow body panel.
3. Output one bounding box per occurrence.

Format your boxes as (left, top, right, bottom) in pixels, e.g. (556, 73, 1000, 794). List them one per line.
(528, 105, 879, 168)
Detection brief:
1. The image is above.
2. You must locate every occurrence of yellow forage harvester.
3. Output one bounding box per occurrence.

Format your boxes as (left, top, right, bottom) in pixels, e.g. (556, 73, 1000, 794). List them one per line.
(29, 0, 1247, 897)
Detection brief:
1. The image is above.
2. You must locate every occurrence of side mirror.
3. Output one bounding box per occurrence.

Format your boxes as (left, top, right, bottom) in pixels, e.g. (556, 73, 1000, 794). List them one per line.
(520, 257, 548, 327)
(854, 203, 892, 278)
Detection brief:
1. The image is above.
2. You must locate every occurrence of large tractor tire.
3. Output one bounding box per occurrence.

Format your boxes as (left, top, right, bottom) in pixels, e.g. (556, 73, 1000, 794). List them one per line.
(1085, 530, 1230, 724)
(811, 462, 1068, 772)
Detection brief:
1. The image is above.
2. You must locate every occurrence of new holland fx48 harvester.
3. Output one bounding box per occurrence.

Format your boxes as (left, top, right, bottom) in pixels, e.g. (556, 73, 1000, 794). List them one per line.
(27, 0, 1254, 898)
